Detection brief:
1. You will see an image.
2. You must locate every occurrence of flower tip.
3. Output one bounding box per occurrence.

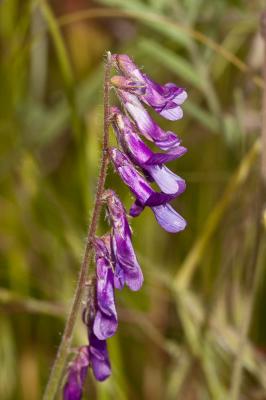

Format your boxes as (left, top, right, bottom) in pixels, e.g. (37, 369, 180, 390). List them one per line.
(152, 204, 187, 233)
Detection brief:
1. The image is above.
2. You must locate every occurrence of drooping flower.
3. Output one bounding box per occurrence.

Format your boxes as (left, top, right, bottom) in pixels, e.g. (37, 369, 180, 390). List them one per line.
(103, 189, 143, 291)
(116, 90, 180, 152)
(111, 54, 187, 121)
(111, 107, 186, 196)
(88, 331, 111, 382)
(109, 149, 186, 233)
(63, 346, 90, 400)
(93, 236, 118, 340)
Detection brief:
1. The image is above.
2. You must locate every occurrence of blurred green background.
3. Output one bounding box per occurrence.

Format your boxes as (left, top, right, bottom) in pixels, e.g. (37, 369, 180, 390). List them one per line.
(1, 0, 266, 399)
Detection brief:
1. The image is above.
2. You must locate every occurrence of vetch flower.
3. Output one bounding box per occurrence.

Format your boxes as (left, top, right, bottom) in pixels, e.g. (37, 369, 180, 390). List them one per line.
(89, 331, 111, 382)
(103, 189, 144, 291)
(116, 90, 182, 152)
(111, 54, 187, 120)
(109, 149, 186, 233)
(59, 53, 188, 400)
(63, 346, 90, 400)
(111, 107, 186, 196)
(93, 236, 118, 340)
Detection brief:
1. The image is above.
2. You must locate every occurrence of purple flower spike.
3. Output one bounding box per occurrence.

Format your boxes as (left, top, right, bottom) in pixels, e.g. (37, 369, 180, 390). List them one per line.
(89, 332, 111, 381)
(117, 90, 181, 152)
(103, 189, 143, 291)
(63, 347, 90, 400)
(93, 236, 118, 340)
(111, 107, 186, 196)
(111, 54, 187, 121)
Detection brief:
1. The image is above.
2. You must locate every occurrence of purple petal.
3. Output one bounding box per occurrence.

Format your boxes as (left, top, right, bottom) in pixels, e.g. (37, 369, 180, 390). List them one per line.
(145, 165, 186, 195)
(129, 200, 144, 217)
(93, 237, 118, 340)
(109, 148, 153, 205)
(112, 234, 143, 291)
(145, 146, 187, 165)
(111, 107, 186, 166)
(112, 54, 187, 121)
(89, 333, 111, 382)
(113, 261, 125, 290)
(118, 91, 180, 151)
(93, 310, 118, 341)
(151, 203, 186, 233)
(104, 190, 144, 291)
(63, 347, 90, 400)
(110, 148, 178, 206)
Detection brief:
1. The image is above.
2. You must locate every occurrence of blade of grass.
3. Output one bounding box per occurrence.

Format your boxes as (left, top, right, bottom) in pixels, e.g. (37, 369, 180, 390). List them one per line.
(55, 7, 264, 89)
(175, 139, 260, 290)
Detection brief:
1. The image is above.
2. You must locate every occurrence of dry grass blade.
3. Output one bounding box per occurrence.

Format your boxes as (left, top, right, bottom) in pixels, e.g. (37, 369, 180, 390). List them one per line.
(55, 8, 264, 89)
(175, 139, 261, 290)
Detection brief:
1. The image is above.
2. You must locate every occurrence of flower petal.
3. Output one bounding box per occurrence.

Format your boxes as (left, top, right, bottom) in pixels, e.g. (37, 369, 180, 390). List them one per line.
(63, 347, 90, 400)
(104, 190, 144, 291)
(89, 333, 111, 382)
(111, 107, 186, 166)
(118, 91, 180, 151)
(151, 203, 186, 233)
(109, 148, 153, 205)
(112, 54, 187, 121)
(145, 165, 186, 195)
(110, 148, 178, 206)
(129, 200, 144, 217)
(112, 234, 143, 291)
(93, 237, 118, 340)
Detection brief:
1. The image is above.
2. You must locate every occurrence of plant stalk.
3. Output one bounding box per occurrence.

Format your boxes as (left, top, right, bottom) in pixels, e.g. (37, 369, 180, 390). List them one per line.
(42, 51, 112, 400)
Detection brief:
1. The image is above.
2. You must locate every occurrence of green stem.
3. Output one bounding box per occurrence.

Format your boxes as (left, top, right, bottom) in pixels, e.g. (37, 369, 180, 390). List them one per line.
(42, 51, 112, 400)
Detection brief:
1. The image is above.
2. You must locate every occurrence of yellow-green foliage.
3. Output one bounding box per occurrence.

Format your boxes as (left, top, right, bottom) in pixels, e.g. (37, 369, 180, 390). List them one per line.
(0, 0, 265, 399)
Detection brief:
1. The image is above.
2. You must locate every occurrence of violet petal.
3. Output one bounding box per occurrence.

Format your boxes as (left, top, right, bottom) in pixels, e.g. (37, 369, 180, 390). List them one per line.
(89, 333, 111, 382)
(63, 347, 90, 400)
(104, 189, 144, 291)
(151, 203, 186, 233)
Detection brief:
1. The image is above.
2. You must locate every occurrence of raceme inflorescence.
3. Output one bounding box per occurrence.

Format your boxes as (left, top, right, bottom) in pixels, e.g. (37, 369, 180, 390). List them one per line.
(63, 53, 188, 400)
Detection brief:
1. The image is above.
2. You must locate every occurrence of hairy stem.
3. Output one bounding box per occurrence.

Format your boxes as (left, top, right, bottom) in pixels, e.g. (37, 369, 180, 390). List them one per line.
(43, 51, 112, 400)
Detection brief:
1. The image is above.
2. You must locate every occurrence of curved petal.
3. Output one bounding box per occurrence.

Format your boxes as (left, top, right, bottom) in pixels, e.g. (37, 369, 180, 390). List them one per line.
(104, 190, 144, 291)
(145, 146, 187, 165)
(151, 204, 186, 233)
(145, 165, 186, 195)
(129, 200, 144, 217)
(63, 347, 90, 400)
(93, 237, 117, 340)
(110, 148, 179, 206)
(112, 234, 143, 291)
(109, 148, 153, 205)
(118, 91, 180, 151)
(89, 333, 111, 382)
(112, 54, 187, 121)
(111, 107, 186, 166)
(93, 310, 118, 340)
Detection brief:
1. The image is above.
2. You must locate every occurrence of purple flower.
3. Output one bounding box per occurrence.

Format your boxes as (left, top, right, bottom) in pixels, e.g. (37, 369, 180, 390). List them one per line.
(63, 346, 90, 400)
(93, 236, 118, 340)
(89, 332, 111, 382)
(111, 54, 187, 120)
(115, 90, 181, 152)
(109, 149, 186, 233)
(103, 189, 143, 291)
(111, 107, 186, 196)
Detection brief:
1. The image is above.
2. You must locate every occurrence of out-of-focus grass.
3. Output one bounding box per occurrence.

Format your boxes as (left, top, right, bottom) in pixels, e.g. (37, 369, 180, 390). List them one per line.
(0, 0, 266, 399)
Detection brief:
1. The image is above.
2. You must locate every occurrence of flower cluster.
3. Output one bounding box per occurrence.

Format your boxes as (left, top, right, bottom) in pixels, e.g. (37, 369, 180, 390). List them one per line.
(63, 54, 187, 399)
